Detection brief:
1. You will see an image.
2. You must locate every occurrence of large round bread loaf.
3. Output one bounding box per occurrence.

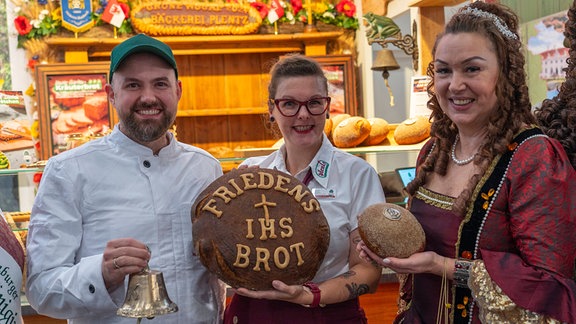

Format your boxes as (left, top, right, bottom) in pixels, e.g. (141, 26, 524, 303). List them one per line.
(358, 203, 425, 258)
(393, 115, 431, 145)
(361, 117, 389, 146)
(332, 116, 371, 148)
(192, 168, 330, 290)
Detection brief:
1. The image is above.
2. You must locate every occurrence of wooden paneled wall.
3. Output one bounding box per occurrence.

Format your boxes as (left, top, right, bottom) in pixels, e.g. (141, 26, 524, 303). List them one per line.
(174, 53, 281, 152)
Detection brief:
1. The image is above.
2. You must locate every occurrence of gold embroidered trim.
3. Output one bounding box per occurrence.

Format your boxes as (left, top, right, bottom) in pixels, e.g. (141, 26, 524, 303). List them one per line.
(469, 261, 561, 323)
(415, 187, 454, 210)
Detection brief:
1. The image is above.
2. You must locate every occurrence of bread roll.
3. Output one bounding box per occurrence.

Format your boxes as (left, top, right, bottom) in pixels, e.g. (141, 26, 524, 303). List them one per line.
(330, 113, 351, 134)
(332, 116, 371, 148)
(393, 115, 431, 145)
(361, 118, 389, 146)
(358, 203, 425, 258)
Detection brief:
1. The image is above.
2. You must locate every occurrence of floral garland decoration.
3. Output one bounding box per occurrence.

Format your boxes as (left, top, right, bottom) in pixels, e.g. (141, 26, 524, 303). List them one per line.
(248, 0, 358, 30)
(12, 0, 357, 49)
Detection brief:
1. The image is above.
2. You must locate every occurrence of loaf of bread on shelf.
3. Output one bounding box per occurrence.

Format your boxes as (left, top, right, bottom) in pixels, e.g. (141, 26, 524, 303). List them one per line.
(361, 117, 389, 146)
(83, 95, 109, 121)
(393, 115, 431, 145)
(332, 116, 371, 148)
(330, 113, 351, 135)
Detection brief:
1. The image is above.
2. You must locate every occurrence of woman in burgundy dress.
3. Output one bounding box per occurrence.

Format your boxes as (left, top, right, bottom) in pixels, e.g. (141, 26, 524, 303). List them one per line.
(359, 2, 576, 323)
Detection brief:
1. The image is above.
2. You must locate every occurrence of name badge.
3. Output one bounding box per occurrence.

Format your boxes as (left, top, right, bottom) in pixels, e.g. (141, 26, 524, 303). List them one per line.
(312, 188, 336, 199)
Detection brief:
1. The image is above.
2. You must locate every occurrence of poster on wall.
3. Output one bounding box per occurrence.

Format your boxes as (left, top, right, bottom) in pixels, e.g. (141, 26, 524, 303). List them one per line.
(409, 76, 431, 118)
(524, 10, 569, 108)
(309, 55, 358, 117)
(35, 62, 117, 160)
(0, 91, 33, 153)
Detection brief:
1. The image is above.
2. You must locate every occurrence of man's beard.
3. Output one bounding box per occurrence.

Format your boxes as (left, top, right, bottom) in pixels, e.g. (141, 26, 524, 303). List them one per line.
(122, 101, 175, 143)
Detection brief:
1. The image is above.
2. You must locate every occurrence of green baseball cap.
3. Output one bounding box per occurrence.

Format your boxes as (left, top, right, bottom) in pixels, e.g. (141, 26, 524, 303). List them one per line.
(109, 33, 178, 82)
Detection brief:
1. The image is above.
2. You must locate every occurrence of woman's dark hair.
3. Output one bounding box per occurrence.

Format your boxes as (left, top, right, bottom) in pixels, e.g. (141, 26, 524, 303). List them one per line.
(534, 1, 576, 169)
(268, 54, 328, 101)
(406, 2, 535, 215)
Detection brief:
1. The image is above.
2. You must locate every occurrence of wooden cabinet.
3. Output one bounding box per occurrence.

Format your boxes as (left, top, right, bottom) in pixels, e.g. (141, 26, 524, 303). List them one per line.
(43, 33, 344, 154)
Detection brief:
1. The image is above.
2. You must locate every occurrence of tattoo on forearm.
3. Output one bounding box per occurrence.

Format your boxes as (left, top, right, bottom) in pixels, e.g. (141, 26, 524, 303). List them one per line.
(340, 270, 356, 279)
(346, 283, 370, 298)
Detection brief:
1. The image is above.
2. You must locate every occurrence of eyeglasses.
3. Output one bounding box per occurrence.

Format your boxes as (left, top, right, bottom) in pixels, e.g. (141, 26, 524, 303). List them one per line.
(271, 97, 331, 117)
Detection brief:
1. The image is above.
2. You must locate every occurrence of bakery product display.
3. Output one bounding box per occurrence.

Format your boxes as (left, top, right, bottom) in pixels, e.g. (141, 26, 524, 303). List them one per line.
(358, 203, 425, 258)
(332, 116, 371, 148)
(361, 117, 389, 146)
(192, 168, 330, 290)
(393, 115, 431, 145)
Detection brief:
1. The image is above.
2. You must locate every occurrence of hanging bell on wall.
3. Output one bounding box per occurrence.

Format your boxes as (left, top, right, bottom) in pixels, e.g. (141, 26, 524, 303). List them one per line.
(116, 267, 179, 321)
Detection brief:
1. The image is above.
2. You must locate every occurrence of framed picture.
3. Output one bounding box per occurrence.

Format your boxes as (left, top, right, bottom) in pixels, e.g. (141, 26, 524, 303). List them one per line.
(309, 54, 358, 116)
(35, 62, 117, 160)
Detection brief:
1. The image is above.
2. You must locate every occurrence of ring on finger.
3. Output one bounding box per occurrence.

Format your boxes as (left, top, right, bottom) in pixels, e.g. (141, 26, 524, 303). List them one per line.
(113, 257, 121, 270)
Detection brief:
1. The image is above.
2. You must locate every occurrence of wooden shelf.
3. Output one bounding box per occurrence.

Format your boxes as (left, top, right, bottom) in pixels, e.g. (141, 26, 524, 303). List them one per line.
(177, 107, 268, 117)
(233, 141, 426, 158)
(45, 32, 344, 63)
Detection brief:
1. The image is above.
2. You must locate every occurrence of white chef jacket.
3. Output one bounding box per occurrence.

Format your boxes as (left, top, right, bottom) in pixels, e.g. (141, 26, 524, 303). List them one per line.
(241, 135, 386, 283)
(26, 127, 225, 324)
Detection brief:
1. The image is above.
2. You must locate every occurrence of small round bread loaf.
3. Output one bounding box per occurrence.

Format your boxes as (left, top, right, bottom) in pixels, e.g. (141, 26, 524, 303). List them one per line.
(192, 168, 330, 290)
(332, 116, 372, 148)
(361, 118, 389, 146)
(393, 115, 431, 145)
(358, 203, 425, 258)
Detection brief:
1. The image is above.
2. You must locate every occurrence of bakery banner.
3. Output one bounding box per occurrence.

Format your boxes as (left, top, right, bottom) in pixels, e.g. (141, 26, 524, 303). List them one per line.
(61, 0, 94, 33)
(0, 248, 23, 324)
(130, 1, 262, 35)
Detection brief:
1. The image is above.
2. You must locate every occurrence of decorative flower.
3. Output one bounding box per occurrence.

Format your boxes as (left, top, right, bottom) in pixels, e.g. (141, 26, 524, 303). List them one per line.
(33, 172, 43, 184)
(14, 16, 32, 35)
(290, 0, 302, 15)
(27, 57, 39, 71)
(250, 1, 269, 19)
(335, 0, 355, 18)
(30, 120, 40, 139)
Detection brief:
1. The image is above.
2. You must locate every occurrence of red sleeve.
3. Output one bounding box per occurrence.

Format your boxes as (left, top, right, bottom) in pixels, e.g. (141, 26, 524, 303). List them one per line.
(482, 136, 576, 323)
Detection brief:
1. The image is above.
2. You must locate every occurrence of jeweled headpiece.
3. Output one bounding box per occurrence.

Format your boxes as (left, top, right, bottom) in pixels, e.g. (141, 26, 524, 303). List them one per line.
(460, 7, 519, 40)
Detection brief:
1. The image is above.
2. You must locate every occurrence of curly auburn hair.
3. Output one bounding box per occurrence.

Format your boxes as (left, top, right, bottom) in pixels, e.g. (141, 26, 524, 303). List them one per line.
(405, 2, 536, 215)
(534, 1, 576, 169)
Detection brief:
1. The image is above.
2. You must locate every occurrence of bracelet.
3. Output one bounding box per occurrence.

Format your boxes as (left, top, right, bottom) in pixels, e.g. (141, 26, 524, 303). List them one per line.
(302, 282, 322, 308)
(454, 259, 472, 288)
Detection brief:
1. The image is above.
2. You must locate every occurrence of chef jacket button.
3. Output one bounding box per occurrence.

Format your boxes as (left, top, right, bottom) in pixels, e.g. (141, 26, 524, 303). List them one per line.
(89, 284, 95, 293)
(143, 160, 151, 168)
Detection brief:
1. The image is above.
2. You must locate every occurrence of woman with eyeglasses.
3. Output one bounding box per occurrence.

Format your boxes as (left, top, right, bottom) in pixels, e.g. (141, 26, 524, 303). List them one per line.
(223, 54, 386, 324)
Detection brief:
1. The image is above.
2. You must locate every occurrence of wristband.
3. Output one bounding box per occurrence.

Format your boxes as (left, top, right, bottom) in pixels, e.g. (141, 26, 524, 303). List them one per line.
(454, 259, 472, 288)
(302, 282, 322, 308)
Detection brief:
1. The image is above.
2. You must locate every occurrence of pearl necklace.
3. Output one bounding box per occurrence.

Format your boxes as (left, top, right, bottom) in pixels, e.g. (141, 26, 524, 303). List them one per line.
(451, 135, 476, 166)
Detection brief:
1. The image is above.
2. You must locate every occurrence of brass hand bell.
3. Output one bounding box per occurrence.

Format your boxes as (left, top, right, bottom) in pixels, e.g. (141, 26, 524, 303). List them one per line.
(117, 250, 178, 322)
